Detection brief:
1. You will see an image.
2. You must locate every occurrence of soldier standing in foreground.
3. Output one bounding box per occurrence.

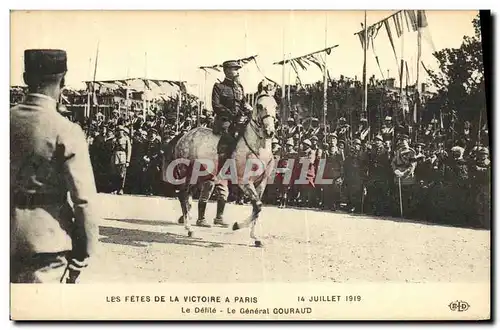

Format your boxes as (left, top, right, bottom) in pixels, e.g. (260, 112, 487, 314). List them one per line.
(10, 49, 99, 283)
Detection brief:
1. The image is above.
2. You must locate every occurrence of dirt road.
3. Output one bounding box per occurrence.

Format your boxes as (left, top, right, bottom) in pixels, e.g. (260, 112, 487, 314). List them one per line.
(81, 194, 490, 283)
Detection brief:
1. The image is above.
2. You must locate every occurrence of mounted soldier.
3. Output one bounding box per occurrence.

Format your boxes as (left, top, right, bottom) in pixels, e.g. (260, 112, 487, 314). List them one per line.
(355, 117, 370, 144)
(335, 117, 350, 143)
(212, 60, 253, 168)
(380, 116, 395, 143)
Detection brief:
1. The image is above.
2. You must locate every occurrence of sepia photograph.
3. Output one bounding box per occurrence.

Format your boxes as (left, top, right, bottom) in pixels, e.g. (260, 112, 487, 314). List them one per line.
(9, 8, 491, 320)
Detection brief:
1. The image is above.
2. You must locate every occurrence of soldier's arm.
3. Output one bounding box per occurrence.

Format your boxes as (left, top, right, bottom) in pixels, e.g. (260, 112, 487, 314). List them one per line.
(211, 83, 232, 117)
(60, 123, 100, 261)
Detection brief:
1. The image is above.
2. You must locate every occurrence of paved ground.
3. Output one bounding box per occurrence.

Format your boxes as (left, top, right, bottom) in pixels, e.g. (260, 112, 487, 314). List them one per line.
(81, 194, 491, 283)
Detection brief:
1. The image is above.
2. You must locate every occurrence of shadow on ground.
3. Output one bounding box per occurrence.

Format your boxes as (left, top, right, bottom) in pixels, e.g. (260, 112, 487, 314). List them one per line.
(99, 226, 225, 248)
(99, 225, 252, 249)
(105, 217, 179, 227)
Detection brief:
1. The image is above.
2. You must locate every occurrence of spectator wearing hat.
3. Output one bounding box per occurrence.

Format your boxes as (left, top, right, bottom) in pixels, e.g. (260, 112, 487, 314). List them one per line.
(108, 109, 120, 127)
(469, 147, 490, 228)
(344, 138, 368, 213)
(354, 117, 370, 144)
(10, 49, 99, 283)
(440, 146, 470, 225)
(380, 116, 394, 143)
(111, 125, 132, 195)
(125, 128, 149, 195)
(143, 128, 162, 196)
(391, 135, 418, 218)
(365, 135, 391, 216)
(283, 117, 298, 142)
(322, 136, 346, 211)
(277, 138, 298, 208)
(295, 139, 316, 207)
(335, 117, 350, 143)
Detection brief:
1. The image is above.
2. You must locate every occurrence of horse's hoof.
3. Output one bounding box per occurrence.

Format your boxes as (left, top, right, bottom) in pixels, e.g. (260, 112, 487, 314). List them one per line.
(187, 230, 194, 238)
(178, 216, 184, 224)
(254, 240, 263, 248)
(232, 222, 240, 231)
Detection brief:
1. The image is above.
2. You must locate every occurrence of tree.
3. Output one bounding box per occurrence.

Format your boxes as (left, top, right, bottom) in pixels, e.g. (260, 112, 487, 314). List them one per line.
(426, 13, 486, 132)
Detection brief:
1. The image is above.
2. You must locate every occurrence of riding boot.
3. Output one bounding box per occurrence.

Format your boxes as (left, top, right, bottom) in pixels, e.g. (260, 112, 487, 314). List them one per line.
(214, 199, 229, 227)
(196, 201, 211, 227)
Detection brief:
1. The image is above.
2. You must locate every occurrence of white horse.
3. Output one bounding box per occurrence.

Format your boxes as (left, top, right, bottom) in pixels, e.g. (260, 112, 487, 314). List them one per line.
(162, 83, 278, 247)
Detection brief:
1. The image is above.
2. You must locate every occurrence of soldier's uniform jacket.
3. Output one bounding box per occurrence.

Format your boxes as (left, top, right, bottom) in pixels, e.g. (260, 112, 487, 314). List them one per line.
(284, 125, 298, 140)
(212, 78, 246, 121)
(381, 126, 394, 142)
(368, 145, 391, 181)
(355, 127, 371, 143)
(10, 93, 99, 260)
(336, 125, 350, 142)
(113, 134, 132, 165)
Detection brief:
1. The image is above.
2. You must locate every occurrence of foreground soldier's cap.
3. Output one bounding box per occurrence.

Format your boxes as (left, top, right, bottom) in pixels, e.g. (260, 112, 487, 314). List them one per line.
(24, 49, 67, 75)
(310, 135, 319, 141)
(222, 60, 242, 69)
(302, 139, 312, 146)
(311, 117, 319, 122)
(339, 117, 346, 122)
(360, 118, 368, 122)
(353, 138, 362, 145)
(385, 116, 392, 121)
(329, 132, 338, 138)
(414, 142, 425, 147)
(374, 135, 383, 142)
(287, 117, 295, 122)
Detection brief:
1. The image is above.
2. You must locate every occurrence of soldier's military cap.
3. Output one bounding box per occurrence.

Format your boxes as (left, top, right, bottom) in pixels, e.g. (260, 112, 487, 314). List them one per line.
(310, 135, 319, 141)
(287, 117, 295, 122)
(414, 142, 425, 147)
(222, 60, 242, 69)
(311, 117, 319, 122)
(302, 139, 312, 146)
(398, 134, 410, 140)
(329, 132, 338, 138)
(360, 117, 368, 122)
(185, 117, 192, 121)
(430, 118, 438, 124)
(286, 139, 295, 147)
(374, 135, 383, 142)
(24, 49, 67, 75)
(353, 138, 362, 145)
(385, 116, 392, 121)
(112, 109, 119, 114)
(339, 117, 346, 122)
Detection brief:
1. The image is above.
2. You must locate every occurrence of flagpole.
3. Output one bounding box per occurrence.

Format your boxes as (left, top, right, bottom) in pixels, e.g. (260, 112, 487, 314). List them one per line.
(88, 42, 99, 135)
(362, 10, 368, 119)
(414, 11, 422, 128)
(323, 11, 328, 134)
(281, 26, 286, 126)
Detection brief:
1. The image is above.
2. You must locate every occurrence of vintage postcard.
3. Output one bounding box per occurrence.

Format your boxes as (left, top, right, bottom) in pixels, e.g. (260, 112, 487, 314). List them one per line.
(9, 9, 491, 321)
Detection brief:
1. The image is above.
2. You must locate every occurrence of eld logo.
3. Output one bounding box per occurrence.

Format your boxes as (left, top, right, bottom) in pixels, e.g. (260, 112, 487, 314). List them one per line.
(448, 300, 470, 312)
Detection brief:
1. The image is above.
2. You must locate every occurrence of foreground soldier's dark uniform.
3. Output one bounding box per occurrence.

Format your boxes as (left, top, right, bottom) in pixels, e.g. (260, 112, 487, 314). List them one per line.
(10, 49, 99, 283)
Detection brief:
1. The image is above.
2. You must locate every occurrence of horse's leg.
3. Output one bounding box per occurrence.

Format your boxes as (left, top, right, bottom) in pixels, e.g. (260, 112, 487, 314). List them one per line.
(178, 184, 194, 237)
(233, 182, 264, 247)
(249, 179, 268, 247)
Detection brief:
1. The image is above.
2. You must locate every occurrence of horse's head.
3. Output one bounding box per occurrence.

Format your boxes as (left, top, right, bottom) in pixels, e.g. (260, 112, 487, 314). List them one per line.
(254, 80, 278, 139)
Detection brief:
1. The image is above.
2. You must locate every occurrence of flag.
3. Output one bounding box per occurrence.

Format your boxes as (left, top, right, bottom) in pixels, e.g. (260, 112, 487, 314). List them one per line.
(384, 19, 400, 71)
(406, 10, 418, 31)
(417, 10, 428, 28)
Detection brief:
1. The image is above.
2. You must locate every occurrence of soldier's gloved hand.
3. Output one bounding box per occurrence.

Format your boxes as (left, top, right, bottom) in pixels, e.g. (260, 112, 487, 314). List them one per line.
(244, 103, 253, 113)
